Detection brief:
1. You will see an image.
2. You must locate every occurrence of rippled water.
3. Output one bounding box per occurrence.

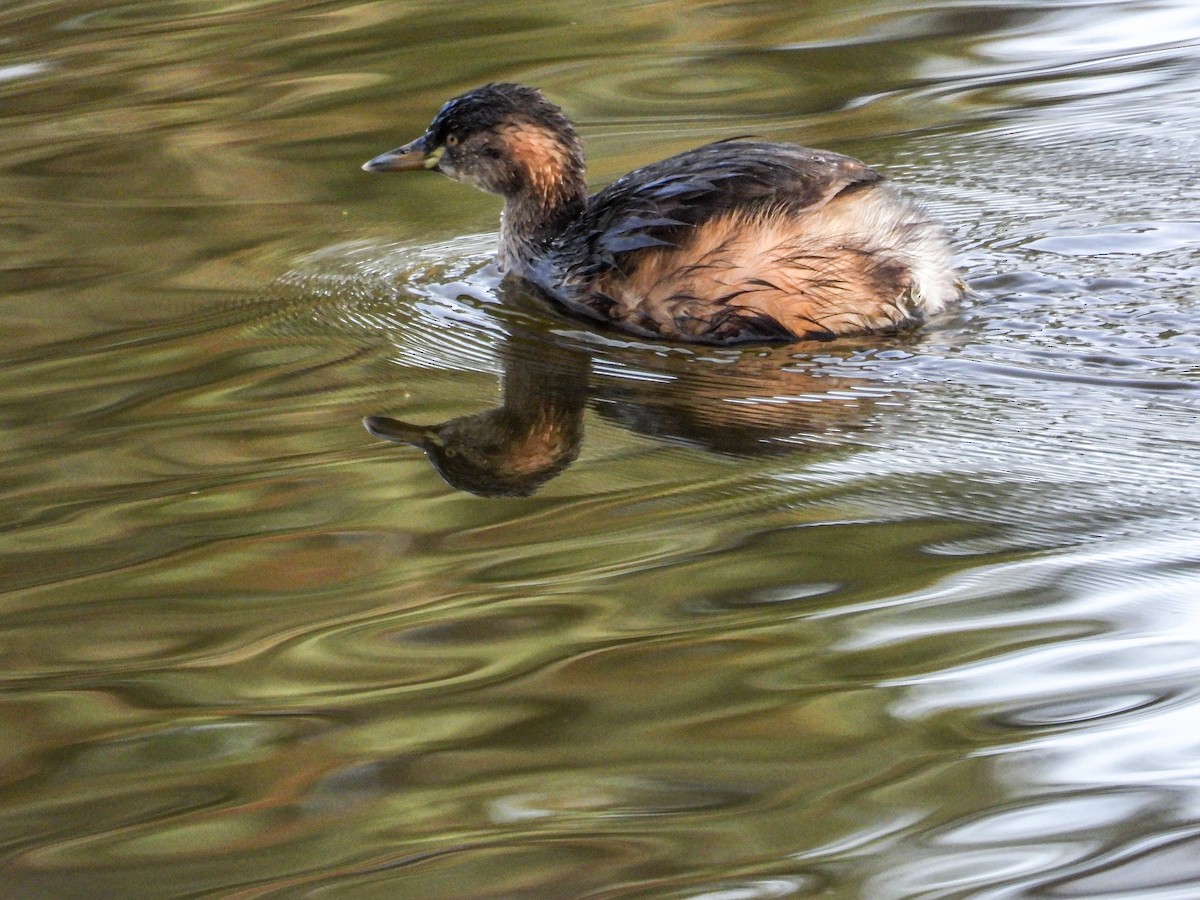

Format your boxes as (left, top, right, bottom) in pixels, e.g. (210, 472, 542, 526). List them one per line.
(3, 1, 1200, 896)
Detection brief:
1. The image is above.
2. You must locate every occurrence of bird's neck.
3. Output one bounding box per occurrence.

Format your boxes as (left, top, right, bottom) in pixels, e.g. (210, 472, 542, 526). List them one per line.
(498, 167, 587, 274)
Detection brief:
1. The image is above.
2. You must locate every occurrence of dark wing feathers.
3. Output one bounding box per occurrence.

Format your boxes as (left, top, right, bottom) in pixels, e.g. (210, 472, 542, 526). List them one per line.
(598, 232, 677, 256)
(551, 141, 882, 280)
(594, 214, 688, 257)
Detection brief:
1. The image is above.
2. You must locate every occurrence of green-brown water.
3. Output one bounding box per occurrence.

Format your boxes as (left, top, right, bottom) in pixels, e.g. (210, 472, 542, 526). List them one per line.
(4, 1, 1200, 896)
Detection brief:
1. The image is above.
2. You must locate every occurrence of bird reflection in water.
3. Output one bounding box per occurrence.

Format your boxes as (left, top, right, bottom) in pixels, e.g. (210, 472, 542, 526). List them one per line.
(364, 320, 886, 497)
(365, 329, 588, 497)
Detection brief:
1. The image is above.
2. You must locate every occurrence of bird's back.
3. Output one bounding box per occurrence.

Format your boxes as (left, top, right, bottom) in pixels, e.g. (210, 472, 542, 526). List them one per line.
(534, 141, 959, 343)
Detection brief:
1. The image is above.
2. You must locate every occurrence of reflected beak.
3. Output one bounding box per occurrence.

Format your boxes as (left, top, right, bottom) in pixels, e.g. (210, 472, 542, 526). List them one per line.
(363, 415, 437, 447)
(361, 135, 444, 173)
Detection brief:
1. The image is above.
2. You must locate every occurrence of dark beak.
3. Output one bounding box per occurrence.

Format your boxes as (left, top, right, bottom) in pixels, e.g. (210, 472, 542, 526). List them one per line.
(361, 135, 441, 173)
(363, 415, 435, 446)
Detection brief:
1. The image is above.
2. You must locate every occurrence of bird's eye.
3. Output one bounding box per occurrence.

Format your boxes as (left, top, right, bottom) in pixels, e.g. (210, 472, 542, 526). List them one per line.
(445, 134, 459, 147)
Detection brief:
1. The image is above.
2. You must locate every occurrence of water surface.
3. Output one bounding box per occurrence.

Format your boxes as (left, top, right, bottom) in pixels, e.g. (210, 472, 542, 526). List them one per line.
(2, 1, 1200, 896)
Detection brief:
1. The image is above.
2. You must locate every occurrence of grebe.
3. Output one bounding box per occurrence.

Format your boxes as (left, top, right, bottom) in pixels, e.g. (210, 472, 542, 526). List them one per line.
(363, 82, 960, 344)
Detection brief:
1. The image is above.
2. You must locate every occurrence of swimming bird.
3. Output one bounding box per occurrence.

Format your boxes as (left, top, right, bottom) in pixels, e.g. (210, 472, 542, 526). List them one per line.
(363, 82, 960, 344)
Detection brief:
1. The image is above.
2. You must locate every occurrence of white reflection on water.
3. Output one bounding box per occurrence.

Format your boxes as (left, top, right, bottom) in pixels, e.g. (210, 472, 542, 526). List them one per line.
(834, 532, 1200, 897)
(0, 61, 50, 82)
(1027, 221, 1200, 257)
(982, 0, 1200, 59)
